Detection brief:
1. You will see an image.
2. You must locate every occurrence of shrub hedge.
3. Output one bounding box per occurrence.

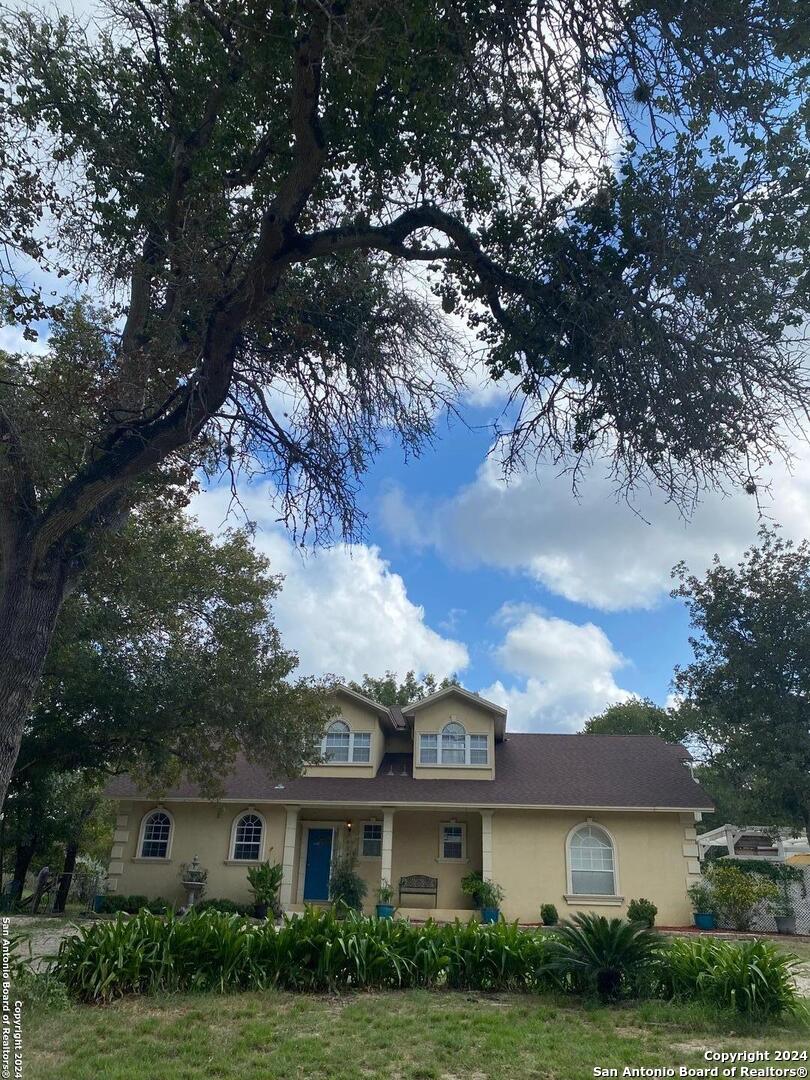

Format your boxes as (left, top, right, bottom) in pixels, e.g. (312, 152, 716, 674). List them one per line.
(53, 908, 801, 1019)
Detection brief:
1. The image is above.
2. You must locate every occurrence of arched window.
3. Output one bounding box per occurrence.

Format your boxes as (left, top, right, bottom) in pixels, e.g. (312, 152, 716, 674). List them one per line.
(419, 721, 489, 766)
(441, 722, 466, 764)
(321, 719, 371, 764)
(231, 812, 264, 861)
(139, 810, 172, 859)
(568, 824, 616, 896)
(324, 719, 350, 762)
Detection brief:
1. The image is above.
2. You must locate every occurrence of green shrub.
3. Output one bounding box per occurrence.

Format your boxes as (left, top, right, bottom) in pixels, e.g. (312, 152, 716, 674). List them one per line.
(627, 898, 657, 928)
(195, 898, 253, 917)
(705, 864, 779, 931)
(662, 937, 800, 1017)
(97, 893, 150, 915)
(540, 903, 558, 926)
(543, 913, 663, 1000)
(328, 852, 367, 912)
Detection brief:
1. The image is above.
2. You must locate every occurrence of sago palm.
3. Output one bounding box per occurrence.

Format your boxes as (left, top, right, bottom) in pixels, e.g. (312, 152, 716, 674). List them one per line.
(543, 913, 662, 1000)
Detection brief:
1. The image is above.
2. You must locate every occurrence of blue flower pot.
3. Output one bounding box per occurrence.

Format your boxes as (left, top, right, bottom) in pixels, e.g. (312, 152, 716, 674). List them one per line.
(376, 904, 395, 919)
(481, 907, 500, 924)
(693, 912, 716, 930)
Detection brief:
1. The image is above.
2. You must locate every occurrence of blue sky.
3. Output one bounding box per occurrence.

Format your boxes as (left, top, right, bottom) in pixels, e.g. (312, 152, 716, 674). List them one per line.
(190, 379, 810, 734)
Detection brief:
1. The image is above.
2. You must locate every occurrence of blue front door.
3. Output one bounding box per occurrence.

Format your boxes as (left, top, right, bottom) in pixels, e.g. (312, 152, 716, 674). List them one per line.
(303, 828, 333, 901)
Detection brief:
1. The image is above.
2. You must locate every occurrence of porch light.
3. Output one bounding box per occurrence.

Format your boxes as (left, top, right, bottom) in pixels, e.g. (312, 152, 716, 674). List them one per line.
(346, 820, 353, 831)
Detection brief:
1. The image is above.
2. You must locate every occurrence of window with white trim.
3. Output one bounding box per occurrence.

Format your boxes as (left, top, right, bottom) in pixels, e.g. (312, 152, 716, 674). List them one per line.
(321, 720, 371, 763)
(419, 733, 438, 764)
(361, 822, 382, 858)
(419, 724, 488, 766)
(569, 824, 616, 895)
(140, 811, 172, 859)
(440, 822, 466, 860)
(232, 812, 263, 861)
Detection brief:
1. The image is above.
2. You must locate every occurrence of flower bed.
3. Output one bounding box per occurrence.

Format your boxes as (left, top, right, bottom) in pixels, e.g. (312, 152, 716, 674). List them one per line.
(52, 908, 802, 1018)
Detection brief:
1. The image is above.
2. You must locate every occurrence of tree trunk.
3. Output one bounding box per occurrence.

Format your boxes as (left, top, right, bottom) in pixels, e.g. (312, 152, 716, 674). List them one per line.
(53, 839, 79, 914)
(13, 841, 36, 889)
(0, 549, 67, 814)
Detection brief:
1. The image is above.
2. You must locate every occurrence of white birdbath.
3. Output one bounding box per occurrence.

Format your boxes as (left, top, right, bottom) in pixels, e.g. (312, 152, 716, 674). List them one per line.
(181, 855, 207, 909)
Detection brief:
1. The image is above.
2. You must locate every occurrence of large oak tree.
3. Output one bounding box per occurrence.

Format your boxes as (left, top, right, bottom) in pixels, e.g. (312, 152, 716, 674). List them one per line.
(1, 1, 809, 810)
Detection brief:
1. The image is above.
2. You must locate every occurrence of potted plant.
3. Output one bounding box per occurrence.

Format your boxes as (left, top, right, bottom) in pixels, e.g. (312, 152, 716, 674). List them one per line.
(376, 880, 396, 919)
(687, 879, 716, 930)
(329, 850, 367, 915)
(478, 879, 505, 924)
(247, 860, 283, 919)
(540, 903, 558, 927)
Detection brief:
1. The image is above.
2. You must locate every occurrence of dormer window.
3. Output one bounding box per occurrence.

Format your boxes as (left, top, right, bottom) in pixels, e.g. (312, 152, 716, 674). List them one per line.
(419, 722, 489, 766)
(322, 719, 371, 764)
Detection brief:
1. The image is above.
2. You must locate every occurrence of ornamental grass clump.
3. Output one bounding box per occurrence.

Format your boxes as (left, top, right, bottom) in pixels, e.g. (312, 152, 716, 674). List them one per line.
(661, 937, 800, 1018)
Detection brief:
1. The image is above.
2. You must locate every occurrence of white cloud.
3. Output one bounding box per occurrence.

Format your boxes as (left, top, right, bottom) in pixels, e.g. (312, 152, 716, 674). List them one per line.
(190, 483, 469, 683)
(480, 606, 633, 732)
(382, 446, 810, 611)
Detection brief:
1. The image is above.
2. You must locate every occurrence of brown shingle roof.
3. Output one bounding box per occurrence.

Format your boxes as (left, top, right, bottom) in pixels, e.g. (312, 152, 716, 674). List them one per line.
(105, 734, 714, 811)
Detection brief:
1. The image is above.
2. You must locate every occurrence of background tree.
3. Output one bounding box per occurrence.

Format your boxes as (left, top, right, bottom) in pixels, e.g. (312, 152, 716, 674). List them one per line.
(21, 498, 329, 793)
(348, 671, 459, 708)
(672, 529, 810, 836)
(2, 495, 329, 900)
(581, 699, 688, 742)
(1, 0, 809, 809)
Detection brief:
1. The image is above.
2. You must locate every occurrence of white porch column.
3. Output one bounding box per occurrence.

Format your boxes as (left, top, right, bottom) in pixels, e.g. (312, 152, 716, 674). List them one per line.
(279, 806, 300, 909)
(480, 809, 494, 880)
(381, 808, 395, 890)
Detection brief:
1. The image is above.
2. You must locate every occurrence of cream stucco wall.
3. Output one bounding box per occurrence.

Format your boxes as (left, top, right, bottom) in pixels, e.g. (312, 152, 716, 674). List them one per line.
(108, 801, 287, 906)
(492, 809, 697, 925)
(110, 801, 698, 924)
(411, 700, 495, 780)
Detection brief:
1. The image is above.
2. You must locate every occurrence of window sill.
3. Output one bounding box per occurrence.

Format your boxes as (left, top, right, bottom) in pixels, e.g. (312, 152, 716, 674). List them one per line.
(564, 894, 623, 905)
(435, 857, 470, 864)
(416, 763, 490, 769)
(358, 854, 382, 861)
(223, 859, 262, 866)
(131, 857, 172, 863)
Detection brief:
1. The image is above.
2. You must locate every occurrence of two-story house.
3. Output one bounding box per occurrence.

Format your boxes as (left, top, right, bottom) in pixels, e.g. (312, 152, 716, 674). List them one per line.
(105, 684, 713, 924)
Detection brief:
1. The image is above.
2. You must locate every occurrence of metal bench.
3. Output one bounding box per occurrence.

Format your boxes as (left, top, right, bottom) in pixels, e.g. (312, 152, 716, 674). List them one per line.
(399, 874, 438, 908)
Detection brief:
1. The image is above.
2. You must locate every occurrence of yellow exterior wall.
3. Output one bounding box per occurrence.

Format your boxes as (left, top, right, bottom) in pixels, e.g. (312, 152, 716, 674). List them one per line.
(492, 809, 696, 925)
(110, 801, 696, 924)
(390, 810, 481, 910)
(412, 700, 495, 780)
(303, 697, 384, 779)
(108, 801, 286, 907)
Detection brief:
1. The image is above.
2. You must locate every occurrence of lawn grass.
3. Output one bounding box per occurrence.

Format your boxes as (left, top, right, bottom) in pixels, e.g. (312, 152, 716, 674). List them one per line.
(25, 990, 810, 1080)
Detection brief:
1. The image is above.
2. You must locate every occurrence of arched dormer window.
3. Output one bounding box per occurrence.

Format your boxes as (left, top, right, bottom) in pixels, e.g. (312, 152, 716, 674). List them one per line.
(138, 809, 173, 859)
(230, 811, 264, 861)
(321, 719, 371, 764)
(441, 722, 466, 764)
(567, 823, 617, 896)
(419, 721, 488, 766)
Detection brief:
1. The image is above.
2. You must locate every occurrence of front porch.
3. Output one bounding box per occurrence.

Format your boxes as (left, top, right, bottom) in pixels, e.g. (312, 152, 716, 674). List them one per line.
(278, 806, 495, 916)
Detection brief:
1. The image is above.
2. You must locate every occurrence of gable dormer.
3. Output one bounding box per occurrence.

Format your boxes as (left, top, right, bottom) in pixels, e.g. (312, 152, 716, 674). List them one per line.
(406, 686, 506, 781)
(304, 686, 390, 779)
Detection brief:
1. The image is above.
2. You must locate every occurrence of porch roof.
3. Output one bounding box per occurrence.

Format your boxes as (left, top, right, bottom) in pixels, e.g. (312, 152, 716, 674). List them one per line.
(106, 733, 714, 812)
